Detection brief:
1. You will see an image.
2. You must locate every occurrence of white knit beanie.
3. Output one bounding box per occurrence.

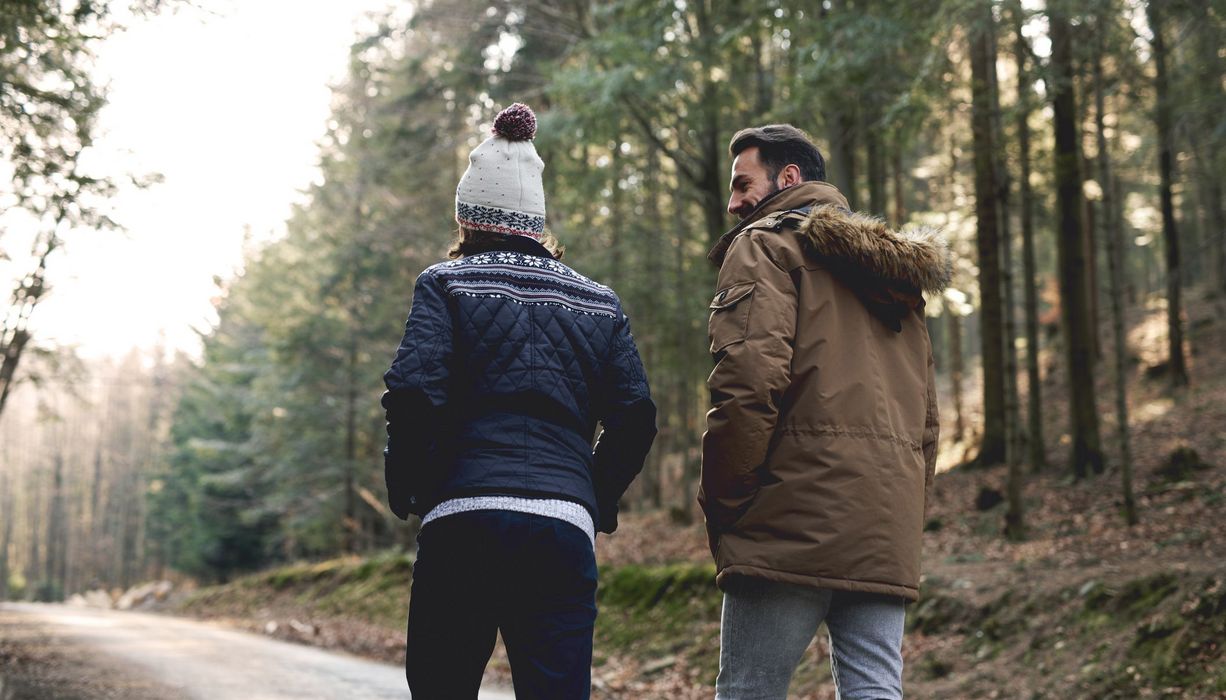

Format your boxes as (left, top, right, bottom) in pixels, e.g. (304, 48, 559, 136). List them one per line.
(455, 103, 546, 239)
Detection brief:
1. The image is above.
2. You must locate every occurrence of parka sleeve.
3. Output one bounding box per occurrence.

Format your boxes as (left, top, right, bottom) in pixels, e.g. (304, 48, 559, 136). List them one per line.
(699, 233, 797, 535)
(381, 270, 454, 520)
(592, 307, 657, 534)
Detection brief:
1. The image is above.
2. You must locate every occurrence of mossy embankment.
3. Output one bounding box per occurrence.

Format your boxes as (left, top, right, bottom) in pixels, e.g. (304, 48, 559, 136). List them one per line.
(172, 550, 1226, 698)
(173, 551, 415, 660)
(179, 551, 414, 629)
(909, 570, 1226, 698)
(171, 552, 725, 686)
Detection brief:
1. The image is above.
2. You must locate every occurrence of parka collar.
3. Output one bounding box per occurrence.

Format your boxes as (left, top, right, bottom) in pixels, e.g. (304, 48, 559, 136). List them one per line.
(708, 181, 850, 267)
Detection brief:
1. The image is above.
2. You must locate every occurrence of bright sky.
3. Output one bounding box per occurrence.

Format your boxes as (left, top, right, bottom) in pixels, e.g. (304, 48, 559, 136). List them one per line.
(29, 0, 393, 359)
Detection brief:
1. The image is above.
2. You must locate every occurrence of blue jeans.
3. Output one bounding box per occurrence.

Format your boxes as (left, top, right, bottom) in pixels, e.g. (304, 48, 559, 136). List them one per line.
(716, 576, 906, 700)
(405, 510, 598, 699)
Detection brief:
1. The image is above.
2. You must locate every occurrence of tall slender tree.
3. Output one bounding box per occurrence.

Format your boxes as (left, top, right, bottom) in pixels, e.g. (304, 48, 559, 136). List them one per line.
(969, 5, 1007, 467)
(1013, 2, 1046, 472)
(1051, 3, 1106, 479)
(986, 7, 1024, 539)
(1146, 1, 1189, 388)
(0, 471, 12, 599)
(1094, 16, 1138, 524)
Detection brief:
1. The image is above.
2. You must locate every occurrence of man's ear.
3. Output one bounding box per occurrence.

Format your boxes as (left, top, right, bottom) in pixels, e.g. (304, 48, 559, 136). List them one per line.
(777, 164, 803, 188)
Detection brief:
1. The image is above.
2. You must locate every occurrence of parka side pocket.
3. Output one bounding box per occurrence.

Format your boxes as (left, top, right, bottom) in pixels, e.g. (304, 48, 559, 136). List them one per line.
(708, 282, 755, 354)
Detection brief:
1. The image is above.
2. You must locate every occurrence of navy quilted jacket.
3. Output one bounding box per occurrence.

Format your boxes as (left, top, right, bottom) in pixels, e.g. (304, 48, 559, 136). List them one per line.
(382, 235, 656, 533)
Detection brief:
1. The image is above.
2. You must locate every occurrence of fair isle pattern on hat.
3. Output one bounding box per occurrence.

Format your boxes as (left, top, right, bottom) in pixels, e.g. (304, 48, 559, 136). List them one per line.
(455, 102, 547, 241)
(456, 201, 545, 239)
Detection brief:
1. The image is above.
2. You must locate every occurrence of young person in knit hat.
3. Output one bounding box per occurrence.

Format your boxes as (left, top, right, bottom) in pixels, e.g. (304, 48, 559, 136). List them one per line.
(382, 103, 657, 699)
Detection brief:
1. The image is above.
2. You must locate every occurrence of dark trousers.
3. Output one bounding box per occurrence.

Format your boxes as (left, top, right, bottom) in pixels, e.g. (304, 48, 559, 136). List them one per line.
(405, 509, 598, 700)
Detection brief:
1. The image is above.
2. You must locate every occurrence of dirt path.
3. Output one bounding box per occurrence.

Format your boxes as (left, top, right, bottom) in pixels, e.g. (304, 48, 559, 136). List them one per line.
(0, 603, 514, 699)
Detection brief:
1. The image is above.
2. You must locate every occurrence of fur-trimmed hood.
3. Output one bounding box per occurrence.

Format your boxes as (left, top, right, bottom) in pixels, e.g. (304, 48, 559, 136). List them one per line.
(800, 205, 951, 296)
(707, 181, 950, 332)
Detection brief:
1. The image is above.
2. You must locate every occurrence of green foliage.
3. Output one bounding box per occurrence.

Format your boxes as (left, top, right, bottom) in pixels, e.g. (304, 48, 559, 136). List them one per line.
(145, 304, 276, 583)
(179, 551, 416, 629)
(1099, 576, 1226, 697)
(150, 0, 1226, 579)
(594, 563, 721, 675)
(598, 562, 718, 611)
(4, 571, 26, 600)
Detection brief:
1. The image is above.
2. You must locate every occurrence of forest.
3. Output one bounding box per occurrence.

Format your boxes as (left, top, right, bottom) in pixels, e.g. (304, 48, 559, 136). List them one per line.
(1, 0, 1225, 696)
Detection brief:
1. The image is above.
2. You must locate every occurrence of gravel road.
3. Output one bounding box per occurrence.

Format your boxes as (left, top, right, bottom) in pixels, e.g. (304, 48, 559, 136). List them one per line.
(0, 603, 515, 699)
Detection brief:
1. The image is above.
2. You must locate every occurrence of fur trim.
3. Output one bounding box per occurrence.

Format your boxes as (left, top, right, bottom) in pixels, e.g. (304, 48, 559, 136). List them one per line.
(799, 205, 951, 294)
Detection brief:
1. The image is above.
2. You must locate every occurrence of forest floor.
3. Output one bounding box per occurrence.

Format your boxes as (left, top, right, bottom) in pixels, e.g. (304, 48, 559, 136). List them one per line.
(161, 291, 1226, 699)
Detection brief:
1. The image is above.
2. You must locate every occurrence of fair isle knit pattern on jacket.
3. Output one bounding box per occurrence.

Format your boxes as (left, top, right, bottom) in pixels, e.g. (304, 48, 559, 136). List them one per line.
(432, 251, 619, 318)
(382, 234, 656, 532)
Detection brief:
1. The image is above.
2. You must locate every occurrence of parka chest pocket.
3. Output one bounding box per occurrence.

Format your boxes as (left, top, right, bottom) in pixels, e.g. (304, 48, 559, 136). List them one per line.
(708, 282, 755, 354)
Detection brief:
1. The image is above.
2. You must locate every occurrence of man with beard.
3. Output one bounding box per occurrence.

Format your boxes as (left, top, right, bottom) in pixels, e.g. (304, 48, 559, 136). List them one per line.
(700, 124, 950, 699)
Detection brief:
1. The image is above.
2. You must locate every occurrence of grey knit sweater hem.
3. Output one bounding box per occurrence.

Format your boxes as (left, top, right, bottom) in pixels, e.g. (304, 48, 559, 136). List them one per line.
(421, 496, 596, 548)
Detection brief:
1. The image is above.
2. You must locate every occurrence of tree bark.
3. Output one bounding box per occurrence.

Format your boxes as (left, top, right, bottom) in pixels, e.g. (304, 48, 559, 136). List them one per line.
(1196, 24, 1225, 294)
(1147, 1, 1190, 388)
(45, 453, 68, 600)
(26, 471, 43, 596)
(673, 180, 697, 522)
(344, 337, 358, 553)
(1051, 7, 1106, 479)
(949, 310, 966, 444)
(891, 134, 906, 228)
(641, 144, 665, 509)
(866, 104, 887, 218)
(989, 13, 1024, 538)
(829, 105, 860, 211)
(1014, 2, 1046, 472)
(970, 7, 1007, 467)
(1095, 32, 1138, 525)
(0, 472, 12, 600)
(1085, 198, 1102, 360)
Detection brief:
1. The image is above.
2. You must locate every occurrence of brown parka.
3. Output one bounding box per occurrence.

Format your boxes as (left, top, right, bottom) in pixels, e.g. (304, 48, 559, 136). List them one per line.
(699, 181, 950, 602)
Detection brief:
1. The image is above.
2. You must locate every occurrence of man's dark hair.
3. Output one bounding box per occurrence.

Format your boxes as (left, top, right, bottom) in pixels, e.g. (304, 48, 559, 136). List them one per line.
(729, 124, 826, 183)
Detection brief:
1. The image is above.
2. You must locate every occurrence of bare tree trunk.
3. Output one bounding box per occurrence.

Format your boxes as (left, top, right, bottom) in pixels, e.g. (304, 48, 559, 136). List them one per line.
(26, 470, 43, 597)
(1192, 22, 1226, 295)
(866, 106, 887, 218)
(1147, 1, 1190, 388)
(0, 472, 12, 600)
(1201, 178, 1225, 295)
(45, 453, 68, 600)
(692, 0, 726, 249)
(970, 5, 1007, 467)
(949, 311, 966, 443)
(891, 134, 906, 228)
(1076, 51, 1103, 364)
(1085, 199, 1102, 360)
(119, 479, 140, 590)
(1095, 33, 1138, 525)
(642, 145, 665, 510)
(1108, 175, 1137, 523)
(1051, 6, 1105, 479)
(674, 184, 697, 522)
(989, 21, 1024, 538)
(829, 105, 860, 211)
(609, 143, 625, 287)
(1014, 2, 1047, 472)
(344, 337, 358, 553)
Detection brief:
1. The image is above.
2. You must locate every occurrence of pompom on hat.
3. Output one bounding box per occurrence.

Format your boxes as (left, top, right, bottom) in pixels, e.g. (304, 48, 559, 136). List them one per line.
(455, 103, 546, 239)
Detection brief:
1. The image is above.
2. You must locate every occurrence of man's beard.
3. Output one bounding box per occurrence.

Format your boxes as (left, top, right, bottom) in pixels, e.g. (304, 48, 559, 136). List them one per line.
(735, 181, 782, 221)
